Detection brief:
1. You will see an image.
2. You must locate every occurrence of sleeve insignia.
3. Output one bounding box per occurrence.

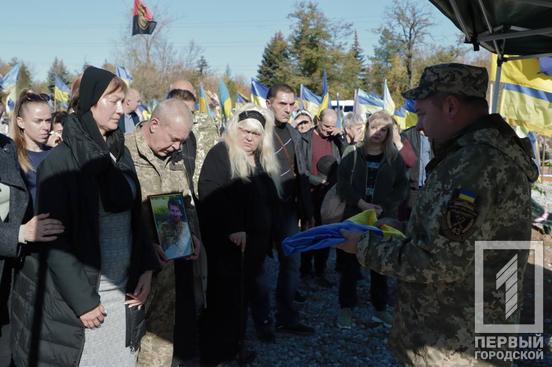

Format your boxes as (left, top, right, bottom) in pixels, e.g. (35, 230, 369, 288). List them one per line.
(441, 189, 478, 241)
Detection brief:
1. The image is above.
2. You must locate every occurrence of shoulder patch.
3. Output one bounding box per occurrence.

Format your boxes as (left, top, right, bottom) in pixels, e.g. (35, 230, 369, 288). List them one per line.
(441, 189, 478, 241)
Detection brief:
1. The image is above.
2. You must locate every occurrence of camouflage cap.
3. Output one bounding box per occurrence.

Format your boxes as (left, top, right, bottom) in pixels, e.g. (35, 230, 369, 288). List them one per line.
(402, 63, 488, 100)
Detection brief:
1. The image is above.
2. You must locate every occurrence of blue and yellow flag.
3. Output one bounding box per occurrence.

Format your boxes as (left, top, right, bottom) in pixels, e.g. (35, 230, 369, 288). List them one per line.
(251, 79, 268, 108)
(218, 80, 232, 121)
(2, 63, 20, 114)
(54, 76, 70, 110)
(396, 98, 417, 129)
(383, 79, 395, 115)
(490, 54, 552, 136)
(539, 57, 552, 76)
(235, 92, 249, 110)
(115, 65, 133, 86)
(300, 84, 322, 118)
(318, 70, 330, 116)
(353, 89, 384, 118)
(198, 85, 213, 118)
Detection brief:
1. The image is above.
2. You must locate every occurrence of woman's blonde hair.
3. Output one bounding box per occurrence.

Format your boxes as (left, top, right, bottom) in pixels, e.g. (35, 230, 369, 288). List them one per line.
(363, 110, 398, 164)
(10, 89, 51, 172)
(223, 103, 281, 194)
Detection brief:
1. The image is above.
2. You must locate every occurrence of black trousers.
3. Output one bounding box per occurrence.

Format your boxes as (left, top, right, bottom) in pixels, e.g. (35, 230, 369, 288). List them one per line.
(199, 247, 265, 365)
(173, 259, 198, 365)
(300, 248, 330, 277)
(336, 249, 388, 311)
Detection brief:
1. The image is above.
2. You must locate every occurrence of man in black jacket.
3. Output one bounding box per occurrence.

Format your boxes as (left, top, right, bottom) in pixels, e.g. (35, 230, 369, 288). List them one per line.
(254, 84, 315, 341)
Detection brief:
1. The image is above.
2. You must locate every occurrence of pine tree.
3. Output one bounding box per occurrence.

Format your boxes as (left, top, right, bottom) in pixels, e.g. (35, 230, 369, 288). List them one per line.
(47, 57, 72, 90)
(257, 31, 293, 87)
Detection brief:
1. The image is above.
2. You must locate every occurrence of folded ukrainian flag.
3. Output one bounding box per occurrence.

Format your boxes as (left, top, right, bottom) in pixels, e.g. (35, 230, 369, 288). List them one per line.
(282, 209, 405, 256)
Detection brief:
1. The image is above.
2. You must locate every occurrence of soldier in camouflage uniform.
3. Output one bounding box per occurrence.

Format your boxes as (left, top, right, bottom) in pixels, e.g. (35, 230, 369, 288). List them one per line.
(125, 99, 207, 367)
(339, 63, 539, 366)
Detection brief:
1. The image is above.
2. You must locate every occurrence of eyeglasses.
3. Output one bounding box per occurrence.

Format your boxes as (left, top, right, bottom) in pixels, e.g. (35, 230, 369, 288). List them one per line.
(16, 91, 51, 117)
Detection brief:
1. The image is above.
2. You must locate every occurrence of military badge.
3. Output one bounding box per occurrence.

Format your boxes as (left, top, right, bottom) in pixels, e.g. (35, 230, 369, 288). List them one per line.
(442, 189, 478, 241)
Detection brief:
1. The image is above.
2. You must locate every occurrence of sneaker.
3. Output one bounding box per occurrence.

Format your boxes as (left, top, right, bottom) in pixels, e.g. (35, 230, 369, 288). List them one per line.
(294, 290, 307, 304)
(315, 276, 334, 288)
(275, 322, 315, 335)
(372, 310, 394, 328)
(337, 308, 353, 329)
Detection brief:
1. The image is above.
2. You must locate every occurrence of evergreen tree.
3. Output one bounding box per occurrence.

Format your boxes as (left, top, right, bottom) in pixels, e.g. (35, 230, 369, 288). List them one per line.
(196, 56, 209, 77)
(47, 57, 72, 89)
(287, 1, 332, 90)
(257, 31, 293, 87)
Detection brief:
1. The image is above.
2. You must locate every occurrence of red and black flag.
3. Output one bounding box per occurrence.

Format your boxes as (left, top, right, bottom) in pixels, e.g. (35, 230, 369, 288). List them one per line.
(132, 0, 157, 35)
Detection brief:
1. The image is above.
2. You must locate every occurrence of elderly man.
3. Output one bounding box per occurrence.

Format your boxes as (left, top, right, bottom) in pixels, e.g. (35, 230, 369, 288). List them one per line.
(118, 88, 141, 133)
(299, 108, 342, 288)
(338, 63, 539, 366)
(125, 98, 206, 367)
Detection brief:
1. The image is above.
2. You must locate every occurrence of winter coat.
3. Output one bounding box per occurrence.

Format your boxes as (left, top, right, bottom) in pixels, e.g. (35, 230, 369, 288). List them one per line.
(337, 144, 409, 220)
(10, 115, 160, 367)
(0, 135, 29, 326)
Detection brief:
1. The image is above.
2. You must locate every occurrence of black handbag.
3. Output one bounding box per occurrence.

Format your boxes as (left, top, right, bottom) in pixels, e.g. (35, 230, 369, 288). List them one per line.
(125, 304, 146, 352)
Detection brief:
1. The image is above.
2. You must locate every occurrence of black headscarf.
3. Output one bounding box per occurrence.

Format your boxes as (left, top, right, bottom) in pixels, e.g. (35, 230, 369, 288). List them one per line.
(78, 66, 125, 160)
(71, 66, 134, 213)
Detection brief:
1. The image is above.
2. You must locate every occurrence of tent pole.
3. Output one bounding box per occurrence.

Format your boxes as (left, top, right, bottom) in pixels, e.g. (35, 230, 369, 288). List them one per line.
(491, 58, 503, 114)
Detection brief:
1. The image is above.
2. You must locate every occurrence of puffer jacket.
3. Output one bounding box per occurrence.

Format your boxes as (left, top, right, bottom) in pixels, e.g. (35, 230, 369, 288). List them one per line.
(10, 115, 160, 367)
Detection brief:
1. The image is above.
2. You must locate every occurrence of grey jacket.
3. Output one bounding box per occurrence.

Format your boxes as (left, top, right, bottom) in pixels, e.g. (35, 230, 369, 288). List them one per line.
(337, 144, 409, 219)
(0, 134, 29, 324)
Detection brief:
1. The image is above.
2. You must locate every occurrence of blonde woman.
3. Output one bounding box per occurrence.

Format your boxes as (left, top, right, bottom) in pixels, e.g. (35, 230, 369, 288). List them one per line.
(335, 110, 409, 329)
(198, 104, 280, 366)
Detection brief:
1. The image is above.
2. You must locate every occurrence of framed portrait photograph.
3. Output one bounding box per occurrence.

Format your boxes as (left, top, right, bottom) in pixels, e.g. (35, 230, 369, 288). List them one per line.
(149, 193, 194, 260)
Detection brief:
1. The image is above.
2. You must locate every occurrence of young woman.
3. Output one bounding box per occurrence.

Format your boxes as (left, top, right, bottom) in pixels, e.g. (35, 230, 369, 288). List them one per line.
(335, 110, 409, 329)
(10, 90, 53, 204)
(0, 133, 64, 366)
(198, 104, 281, 366)
(11, 67, 159, 367)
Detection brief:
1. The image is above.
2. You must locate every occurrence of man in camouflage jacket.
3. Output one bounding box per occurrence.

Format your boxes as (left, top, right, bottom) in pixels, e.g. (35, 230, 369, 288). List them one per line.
(125, 99, 207, 367)
(339, 63, 539, 366)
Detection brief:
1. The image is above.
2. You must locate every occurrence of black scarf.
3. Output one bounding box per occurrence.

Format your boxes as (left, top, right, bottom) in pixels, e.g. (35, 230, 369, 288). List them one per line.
(74, 66, 134, 213)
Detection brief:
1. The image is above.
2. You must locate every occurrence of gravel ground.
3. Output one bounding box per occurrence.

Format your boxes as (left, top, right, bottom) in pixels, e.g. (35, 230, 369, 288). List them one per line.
(243, 252, 400, 367)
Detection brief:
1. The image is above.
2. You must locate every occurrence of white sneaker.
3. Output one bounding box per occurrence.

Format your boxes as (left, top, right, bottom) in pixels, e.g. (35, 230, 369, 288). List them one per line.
(371, 310, 393, 328)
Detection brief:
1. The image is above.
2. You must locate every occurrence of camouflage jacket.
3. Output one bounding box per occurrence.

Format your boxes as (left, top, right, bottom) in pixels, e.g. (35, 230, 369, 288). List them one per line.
(357, 114, 539, 366)
(125, 125, 207, 367)
(191, 112, 221, 193)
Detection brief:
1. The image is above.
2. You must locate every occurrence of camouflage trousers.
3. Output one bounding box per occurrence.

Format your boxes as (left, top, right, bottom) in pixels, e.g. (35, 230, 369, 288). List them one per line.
(137, 263, 176, 367)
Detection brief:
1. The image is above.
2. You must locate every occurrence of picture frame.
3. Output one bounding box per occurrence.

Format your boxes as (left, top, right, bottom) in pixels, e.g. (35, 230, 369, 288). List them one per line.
(149, 193, 194, 260)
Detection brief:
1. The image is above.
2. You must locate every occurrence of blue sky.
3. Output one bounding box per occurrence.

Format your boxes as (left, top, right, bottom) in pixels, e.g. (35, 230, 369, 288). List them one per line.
(3, 0, 466, 82)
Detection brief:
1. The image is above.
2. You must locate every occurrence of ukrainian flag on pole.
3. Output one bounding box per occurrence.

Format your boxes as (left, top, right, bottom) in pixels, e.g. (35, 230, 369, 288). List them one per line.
(198, 85, 213, 118)
(353, 88, 384, 118)
(300, 84, 322, 118)
(235, 92, 249, 110)
(2, 63, 20, 114)
(251, 79, 268, 108)
(490, 54, 552, 136)
(218, 80, 232, 121)
(54, 76, 70, 110)
(115, 65, 133, 86)
(383, 79, 395, 115)
(318, 70, 330, 115)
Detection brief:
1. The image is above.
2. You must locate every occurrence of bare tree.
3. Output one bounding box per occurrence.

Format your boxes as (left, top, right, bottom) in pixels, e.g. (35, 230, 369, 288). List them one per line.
(383, 0, 433, 88)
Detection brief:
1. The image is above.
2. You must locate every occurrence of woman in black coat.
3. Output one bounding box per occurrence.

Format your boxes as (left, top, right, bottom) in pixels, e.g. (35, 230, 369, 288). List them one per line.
(10, 67, 159, 367)
(0, 133, 64, 366)
(198, 104, 281, 366)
